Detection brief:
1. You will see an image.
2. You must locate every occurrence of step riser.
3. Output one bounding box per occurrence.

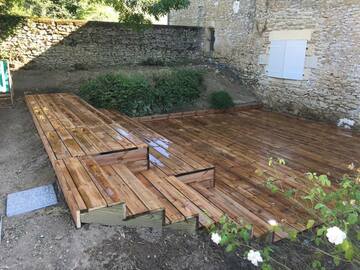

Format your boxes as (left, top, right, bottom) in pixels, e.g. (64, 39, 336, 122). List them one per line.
(177, 168, 215, 188)
(164, 216, 198, 234)
(92, 147, 149, 173)
(81, 207, 165, 229)
(81, 203, 126, 226)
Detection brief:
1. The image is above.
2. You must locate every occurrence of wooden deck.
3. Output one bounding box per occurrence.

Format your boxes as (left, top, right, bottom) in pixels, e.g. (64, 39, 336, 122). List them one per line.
(25, 93, 220, 233)
(26, 93, 360, 241)
(140, 109, 360, 240)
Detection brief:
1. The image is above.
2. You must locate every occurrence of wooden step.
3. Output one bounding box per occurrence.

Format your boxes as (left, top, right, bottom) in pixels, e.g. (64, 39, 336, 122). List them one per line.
(100, 109, 215, 187)
(52, 156, 164, 228)
(138, 169, 200, 230)
(137, 168, 225, 229)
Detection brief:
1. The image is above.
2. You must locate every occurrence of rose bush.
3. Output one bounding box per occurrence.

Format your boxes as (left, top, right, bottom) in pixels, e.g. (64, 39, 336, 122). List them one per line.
(209, 159, 360, 269)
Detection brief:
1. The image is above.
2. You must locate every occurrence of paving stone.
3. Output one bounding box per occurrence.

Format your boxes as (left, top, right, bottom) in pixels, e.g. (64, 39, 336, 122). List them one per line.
(6, 184, 58, 217)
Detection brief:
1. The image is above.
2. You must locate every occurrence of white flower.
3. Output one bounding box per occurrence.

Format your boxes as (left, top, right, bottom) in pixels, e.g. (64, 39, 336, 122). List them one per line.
(350, 200, 356, 206)
(326, 226, 347, 245)
(268, 219, 278, 226)
(211, 232, 221, 245)
(247, 250, 263, 266)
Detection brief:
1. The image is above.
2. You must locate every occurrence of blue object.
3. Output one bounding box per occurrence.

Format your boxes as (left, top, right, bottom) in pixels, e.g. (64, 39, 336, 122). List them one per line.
(6, 184, 58, 217)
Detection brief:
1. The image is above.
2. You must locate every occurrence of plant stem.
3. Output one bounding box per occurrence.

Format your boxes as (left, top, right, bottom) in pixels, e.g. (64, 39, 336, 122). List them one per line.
(310, 245, 360, 265)
(292, 242, 360, 265)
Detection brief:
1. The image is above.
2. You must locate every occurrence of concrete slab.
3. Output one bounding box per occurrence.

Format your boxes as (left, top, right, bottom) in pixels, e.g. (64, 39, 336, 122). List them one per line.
(6, 184, 58, 217)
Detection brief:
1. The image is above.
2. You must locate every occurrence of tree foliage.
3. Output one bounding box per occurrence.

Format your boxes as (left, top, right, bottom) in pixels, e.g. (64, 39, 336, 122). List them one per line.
(0, 0, 190, 23)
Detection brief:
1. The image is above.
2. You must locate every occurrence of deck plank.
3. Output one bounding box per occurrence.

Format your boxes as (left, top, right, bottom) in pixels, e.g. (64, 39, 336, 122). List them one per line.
(63, 157, 107, 210)
(111, 164, 164, 212)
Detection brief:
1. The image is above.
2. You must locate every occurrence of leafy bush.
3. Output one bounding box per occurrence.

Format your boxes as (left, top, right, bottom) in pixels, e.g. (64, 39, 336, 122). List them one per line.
(210, 159, 360, 270)
(152, 69, 203, 112)
(79, 73, 153, 116)
(79, 68, 203, 116)
(209, 90, 234, 109)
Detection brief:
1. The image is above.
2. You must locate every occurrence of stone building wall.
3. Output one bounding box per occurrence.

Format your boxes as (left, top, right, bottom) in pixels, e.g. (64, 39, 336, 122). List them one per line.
(169, 0, 360, 127)
(0, 16, 207, 70)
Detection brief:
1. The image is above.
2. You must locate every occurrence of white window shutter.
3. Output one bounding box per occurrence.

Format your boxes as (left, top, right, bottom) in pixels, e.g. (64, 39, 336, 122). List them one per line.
(267, 40, 286, 78)
(283, 40, 307, 80)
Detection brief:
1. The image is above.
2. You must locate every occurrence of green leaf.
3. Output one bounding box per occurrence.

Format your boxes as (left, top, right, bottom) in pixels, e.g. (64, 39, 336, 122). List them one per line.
(225, 243, 237, 253)
(239, 229, 250, 242)
(288, 230, 298, 241)
(316, 227, 327, 237)
(219, 215, 227, 224)
(284, 188, 296, 198)
(333, 256, 340, 266)
(220, 234, 229, 245)
(261, 263, 272, 270)
(262, 247, 272, 259)
(312, 260, 322, 269)
(341, 240, 354, 261)
(318, 175, 331, 187)
(314, 203, 325, 210)
(347, 213, 358, 225)
(306, 219, 315, 229)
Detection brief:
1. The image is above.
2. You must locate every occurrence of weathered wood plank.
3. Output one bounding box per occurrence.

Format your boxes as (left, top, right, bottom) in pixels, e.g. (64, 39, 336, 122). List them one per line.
(63, 157, 107, 210)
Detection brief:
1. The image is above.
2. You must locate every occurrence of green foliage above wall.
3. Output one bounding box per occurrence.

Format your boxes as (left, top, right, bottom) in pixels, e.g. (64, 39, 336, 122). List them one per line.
(0, 0, 190, 23)
(0, 15, 26, 42)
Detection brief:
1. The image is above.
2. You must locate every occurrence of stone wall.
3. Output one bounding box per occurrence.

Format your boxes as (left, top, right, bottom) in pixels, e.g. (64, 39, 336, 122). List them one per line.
(0, 16, 207, 70)
(169, 0, 360, 127)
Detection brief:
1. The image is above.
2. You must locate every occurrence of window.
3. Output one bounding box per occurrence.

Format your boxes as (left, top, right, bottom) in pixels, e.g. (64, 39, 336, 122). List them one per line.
(266, 40, 307, 80)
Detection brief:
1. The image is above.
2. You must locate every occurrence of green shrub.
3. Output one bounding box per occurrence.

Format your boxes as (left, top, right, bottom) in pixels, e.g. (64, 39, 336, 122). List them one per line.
(152, 69, 203, 112)
(209, 90, 234, 109)
(79, 68, 203, 116)
(79, 73, 154, 116)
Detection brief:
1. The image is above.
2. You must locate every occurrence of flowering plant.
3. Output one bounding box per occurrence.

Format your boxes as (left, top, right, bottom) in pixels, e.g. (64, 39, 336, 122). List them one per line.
(209, 159, 360, 269)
